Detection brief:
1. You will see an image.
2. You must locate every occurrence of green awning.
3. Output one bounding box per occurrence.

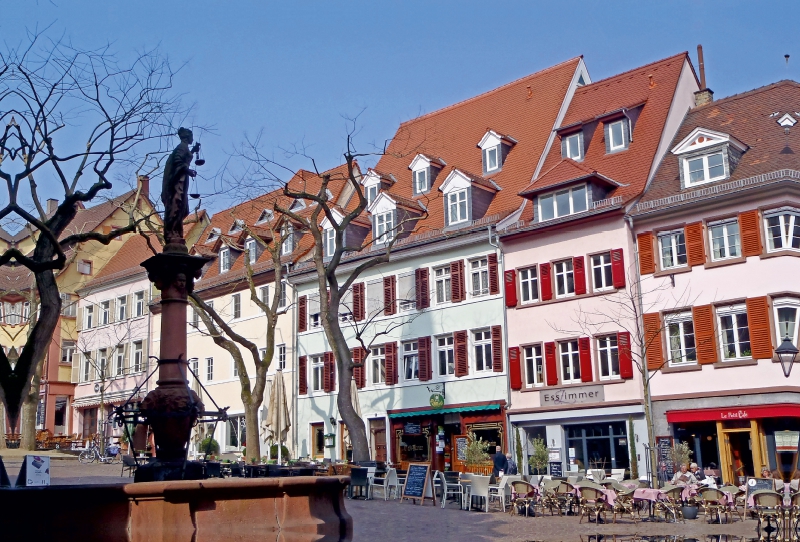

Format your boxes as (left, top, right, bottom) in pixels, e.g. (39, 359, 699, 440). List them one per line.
(388, 404, 500, 419)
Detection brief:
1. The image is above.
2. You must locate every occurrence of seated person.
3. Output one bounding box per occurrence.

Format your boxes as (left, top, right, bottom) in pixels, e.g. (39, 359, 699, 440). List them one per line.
(761, 467, 785, 491)
(689, 462, 705, 481)
(671, 463, 698, 485)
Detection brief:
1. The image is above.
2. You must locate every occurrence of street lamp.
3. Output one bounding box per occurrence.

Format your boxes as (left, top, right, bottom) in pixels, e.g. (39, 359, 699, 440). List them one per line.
(775, 336, 799, 378)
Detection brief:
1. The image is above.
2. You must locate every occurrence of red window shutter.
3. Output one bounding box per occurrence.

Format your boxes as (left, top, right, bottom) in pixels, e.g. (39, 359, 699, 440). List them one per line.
(739, 210, 762, 257)
(491, 325, 503, 372)
(539, 263, 552, 301)
(418, 336, 432, 381)
(298, 295, 307, 332)
(415, 268, 430, 309)
(298, 355, 308, 395)
(353, 347, 367, 389)
(579, 337, 593, 382)
(643, 312, 664, 370)
(746, 296, 773, 359)
(617, 331, 633, 379)
(508, 347, 522, 390)
(693, 304, 718, 364)
(450, 260, 465, 303)
(573, 256, 586, 295)
(383, 276, 396, 315)
(454, 330, 468, 377)
(488, 253, 500, 295)
(504, 270, 518, 308)
(322, 352, 331, 392)
(685, 222, 706, 266)
(352, 283, 365, 322)
(544, 342, 558, 386)
(329, 352, 336, 391)
(610, 248, 626, 289)
(637, 232, 655, 275)
(385, 342, 398, 385)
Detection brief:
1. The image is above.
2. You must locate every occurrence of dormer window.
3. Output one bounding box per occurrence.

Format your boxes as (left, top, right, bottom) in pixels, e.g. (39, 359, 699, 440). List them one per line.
(374, 211, 394, 244)
(562, 132, 583, 160)
(256, 209, 273, 224)
(219, 248, 231, 273)
(281, 224, 294, 255)
(484, 146, 499, 172)
(366, 185, 379, 206)
(478, 130, 515, 175)
(245, 238, 257, 264)
(448, 190, 468, 224)
(289, 199, 305, 211)
(685, 152, 725, 186)
(409, 154, 442, 195)
(606, 119, 629, 152)
(207, 227, 221, 242)
(538, 184, 587, 221)
(230, 219, 244, 233)
(414, 169, 428, 194)
(324, 228, 336, 257)
(671, 127, 746, 189)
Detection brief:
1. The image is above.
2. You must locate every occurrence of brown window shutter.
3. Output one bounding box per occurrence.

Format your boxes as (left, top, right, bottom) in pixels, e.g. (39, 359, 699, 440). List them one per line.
(573, 256, 586, 295)
(544, 342, 558, 386)
(298, 355, 308, 395)
(322, 352, 331, 392)
(415, 268, 430, 309)
(488, 253, 500, 295)
(692, 305, 718, 364)
(643, 312, 664, 370)
(508, 347, 522, 390)
(746, 296, 773, 359)
(353, 347, 367, 389)
(491, 325, 503, 372)
(454, 330, 468, 377)
(685, 222, 706, 266)
(383, 276, 397, 315)
(504, 270, 518, 307)
(739, 210, 762, 257)
(385, 342, 398, 385)
(298, 295, 307, 332)
(637, 232, 656, 275)
(610, 248, 626, 289)
(352, 283, 365, 321)
(450, 260, 465, 303)
(418, 336, 432, 381)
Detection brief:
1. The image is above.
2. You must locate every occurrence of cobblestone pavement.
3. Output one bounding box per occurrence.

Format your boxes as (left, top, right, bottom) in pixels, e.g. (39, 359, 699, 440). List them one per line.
(2, 456, 128, 486)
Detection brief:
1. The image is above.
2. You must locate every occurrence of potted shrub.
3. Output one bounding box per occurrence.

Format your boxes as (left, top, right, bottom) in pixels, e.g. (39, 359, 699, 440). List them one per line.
(529, 437, 549, 475)
(200, 436, 220, 461)
(464, 432, 492, 473)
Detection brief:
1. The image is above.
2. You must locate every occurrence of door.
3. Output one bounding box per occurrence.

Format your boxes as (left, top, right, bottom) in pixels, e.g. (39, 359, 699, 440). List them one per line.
(452, 434, 467, 472)
(370, 419, 387, 462)
(82, 408, 97, 439)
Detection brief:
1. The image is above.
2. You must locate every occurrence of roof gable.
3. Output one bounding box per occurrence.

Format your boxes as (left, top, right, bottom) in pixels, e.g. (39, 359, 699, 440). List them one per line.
(671, 127, 747, 155)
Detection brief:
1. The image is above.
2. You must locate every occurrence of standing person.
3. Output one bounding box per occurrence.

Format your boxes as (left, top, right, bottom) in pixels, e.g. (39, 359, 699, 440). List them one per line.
(492, 446, 508, 477)
(505, 453, 518, 475)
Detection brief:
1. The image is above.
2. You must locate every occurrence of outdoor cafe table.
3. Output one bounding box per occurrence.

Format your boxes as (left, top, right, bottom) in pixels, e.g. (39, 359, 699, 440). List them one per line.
(575, 486, 617, 507)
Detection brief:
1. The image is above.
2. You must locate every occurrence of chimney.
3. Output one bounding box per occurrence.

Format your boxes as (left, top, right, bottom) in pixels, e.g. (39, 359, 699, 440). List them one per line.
(137, 175, 150, 198)
(694, 44, 714, 106)
(46, 198, 58, 215)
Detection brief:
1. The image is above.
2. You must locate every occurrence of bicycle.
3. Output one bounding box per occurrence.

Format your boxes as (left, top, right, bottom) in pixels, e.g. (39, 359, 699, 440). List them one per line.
(78, 442, 121, 464)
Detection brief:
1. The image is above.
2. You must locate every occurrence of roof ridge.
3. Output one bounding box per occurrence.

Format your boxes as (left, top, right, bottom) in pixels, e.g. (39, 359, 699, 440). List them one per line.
(576, 52, 688, 91)
(691, 79, 800, 111)
(398, 57, 582, 127)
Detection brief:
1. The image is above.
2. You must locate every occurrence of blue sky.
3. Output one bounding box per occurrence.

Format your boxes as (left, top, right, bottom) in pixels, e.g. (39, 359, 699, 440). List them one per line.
(6, 1, 800, 212)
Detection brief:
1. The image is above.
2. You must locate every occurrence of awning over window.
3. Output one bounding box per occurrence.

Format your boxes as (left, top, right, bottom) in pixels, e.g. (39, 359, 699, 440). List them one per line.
(667, 403, 800, 424)
(388, 404, 500, 419)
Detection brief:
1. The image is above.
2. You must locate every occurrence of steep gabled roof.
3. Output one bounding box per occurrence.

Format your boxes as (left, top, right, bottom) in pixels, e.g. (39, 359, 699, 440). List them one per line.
(81, 233, 160, 291)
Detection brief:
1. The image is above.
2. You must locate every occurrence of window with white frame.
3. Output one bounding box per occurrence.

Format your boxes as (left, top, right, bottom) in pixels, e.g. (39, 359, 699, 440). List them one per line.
(684, 152, 725, 186)
(484, 145, 499, 172)
(277, 344, 286, 370)
(366, 184, 379, 207)
(538, 184, 587, 222)
(311, 355, 324, 392)
(659, 230, 688, 269)
(591, 253, 613, 291)
(190, 358, 199, 378)
(375, 211, 394, 244)
(61, 340, 75, 364)
(134, 291, 145, 317)
(85, 306, 94, 329)
(100, 301, 110, 325)
(22, 302, 29, 323)
(98, 349, 108, 378)
(281, 225, 294, 255)
(324, 228, 336, 257)
(219, 248, 231, 273)
(437, 335, 455, 376)
(191, 306, 200, 328)
(82, 353, 91, 382)
(230, 219, 244, 234)
(564, 133, 582, 160)
(775, 298, 800, 346)
(77, 260, 92, 275)
(448, 190, 468, 224)
(278, 281, 287, 308)
(403, 341, 418, 380)
(114, 346, 125, 377)
(607, 120, 627, 151)
(371, 346, 386, 385)
(207, 227, 221, 242)
(554, 260, 575, 298)
(524, 344, 544, 387)
(132, 341, 143, 373)
(597, 336, 620, 379)
(765, 209, 800, 252)
(435, 266, 451, 304)
(245, 238, 257, 264)
(232, 293, 241, 319)
(666, 313, 697, 365)
(470, 257, 489, 297)
(709, 219, 741, 260)
(717, 304, 751, 360)
(519, 267, 538, 304)
(559, 340, 581, 383)
(117, 296, 127, 321)
(414, 168, 428, 193)
(61, 293, 77, 317)
(473, 330, 492, 372)
(228, 415, 246, 449)
(206, 357, 214, 381)
(398, 273, 416, 311)
(259, 286, 269, 310)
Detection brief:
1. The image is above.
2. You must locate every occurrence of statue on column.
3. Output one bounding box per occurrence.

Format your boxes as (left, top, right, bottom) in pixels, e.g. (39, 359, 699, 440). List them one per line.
(161, 127, 197, 251)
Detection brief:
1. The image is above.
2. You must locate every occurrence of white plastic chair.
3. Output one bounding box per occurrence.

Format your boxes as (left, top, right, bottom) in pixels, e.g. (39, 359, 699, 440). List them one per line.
(610, 469, 625, 482)
(488, 476, 512, 512)
(470, 475, 491, 512)
(371, 468, 399, 500)
(440, 471, 463, 509)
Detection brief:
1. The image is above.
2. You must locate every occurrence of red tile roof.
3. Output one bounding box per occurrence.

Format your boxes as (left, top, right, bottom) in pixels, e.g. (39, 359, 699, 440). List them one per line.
(83, 233, 161, 290)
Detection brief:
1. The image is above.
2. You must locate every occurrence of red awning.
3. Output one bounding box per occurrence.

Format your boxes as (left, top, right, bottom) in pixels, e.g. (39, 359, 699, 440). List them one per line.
(667, 403, 800, 424)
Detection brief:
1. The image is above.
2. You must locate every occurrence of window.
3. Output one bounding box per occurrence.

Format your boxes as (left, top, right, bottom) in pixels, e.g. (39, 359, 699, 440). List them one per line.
(257, 209, 273, 223)
(233, 355, 239, 377)
(559, 340, 581, 384)
(437, 335, 455, 376)
(259, 286, 269, 311)
(470, 258, 489, 297)
(245, 238, 257, 264)
(554, 260, 575, 298)
(403, 341, 418, 381)
(524, 344, 544, 387)
(775, 298, 800, 346)
(132, 341, 143, 373)
(219, 248, 231, 272)
(22, 302, 29, 322)
(230, 219, 244, 233)
(484, 146, 499, 172)
(366, 280, 383, 316)
(281, 225, 294, 255)
(277, 344, 286, 370)
(206, 357, 214, 381)
(398, 273, 416, 311)
(371, 346, 386, 385)
(311, 355, 324, 392)
(232, 293, 241, 319)
(597, 336, 620, 379)
(77, 260, 92, 275)
(117, 296, 127, 321)
(709, 219, 741, 260)
(190, 358, 199, 378)
(61, 340, 75, 364)
(375, 212, 394, 244)
(564, 133, 582, 160)
(765, 210, 800, 252)
(85, 306, 94, 329)
(114, 346, 125, 377)
(591, 253, 613, 291)
(366, 184, 379, 206)
(324, 228, 336, 257)
(312, 423, 325, 458)
(434, 267, 451, 304)
(134, 291, 145, 317)
(228, 415, 246, 449)
(717, 305, 751, 360)
(83, 353, 91, 382)
(448, 190, 468, 224)
(608, 120, 627, 151)
(538, 184, 587, 221)
(289, 199, 305, 211)
(684, 152, 725, 186)
(61, 293, 77, 317)
(414, 168, 428, 193)
(519, 267, 538, 304)
(278, 281, 287, 308)
(659, 231, 687, 269)
(308, 294, 321, 328)
(98, 349, 108, 378)
(101, 301, 110, 326)
(191, 306, 200, 328)
(666, 313, 697, 365)
(473, 330, 492, 372)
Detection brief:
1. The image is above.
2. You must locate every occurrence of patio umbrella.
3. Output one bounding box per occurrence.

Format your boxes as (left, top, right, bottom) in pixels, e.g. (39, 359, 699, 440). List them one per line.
(263, 370, 290, 463)
(189, 367, 206, 457)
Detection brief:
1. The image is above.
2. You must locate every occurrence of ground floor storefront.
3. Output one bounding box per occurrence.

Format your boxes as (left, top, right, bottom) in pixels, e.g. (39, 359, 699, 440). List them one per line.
(36, 381, 76, 436)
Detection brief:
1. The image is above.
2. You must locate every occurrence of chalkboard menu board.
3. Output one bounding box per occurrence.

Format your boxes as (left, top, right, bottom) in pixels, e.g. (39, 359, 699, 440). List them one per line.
(404, 422, 421, 435)
(549, 461, 563, 477)
(401, 462, 435, 505)
(656, 436, 674, 483)
(456, 437, 467, 462)
(745, 477, 776, 508)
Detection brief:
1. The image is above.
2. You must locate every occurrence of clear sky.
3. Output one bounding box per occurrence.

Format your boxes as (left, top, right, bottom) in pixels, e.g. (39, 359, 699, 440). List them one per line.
(6, 0, 800, 213)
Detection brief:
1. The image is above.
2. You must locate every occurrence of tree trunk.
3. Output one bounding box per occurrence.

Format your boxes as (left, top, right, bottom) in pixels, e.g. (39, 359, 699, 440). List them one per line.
(330, 325, 369, 463)
(642, 375, 658, 487)
(20, 357, 45, 451)
(244, 400, 260, 463)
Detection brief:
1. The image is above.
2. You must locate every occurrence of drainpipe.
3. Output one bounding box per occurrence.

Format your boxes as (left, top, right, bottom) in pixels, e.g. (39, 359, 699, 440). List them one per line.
(287, 263, 299, 458)
(488, 226, 513, 456)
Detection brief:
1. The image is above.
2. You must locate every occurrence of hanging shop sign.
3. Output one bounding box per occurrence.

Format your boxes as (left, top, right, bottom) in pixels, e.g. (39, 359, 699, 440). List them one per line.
(427, 384, 445, 409)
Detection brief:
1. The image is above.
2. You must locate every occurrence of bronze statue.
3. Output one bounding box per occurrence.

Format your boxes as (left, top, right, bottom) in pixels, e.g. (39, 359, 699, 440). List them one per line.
(161, 127, 197, 250)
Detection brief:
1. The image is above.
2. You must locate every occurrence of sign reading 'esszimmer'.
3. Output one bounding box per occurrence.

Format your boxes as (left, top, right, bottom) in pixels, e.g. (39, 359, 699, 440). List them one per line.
(541, 385, 604, 407)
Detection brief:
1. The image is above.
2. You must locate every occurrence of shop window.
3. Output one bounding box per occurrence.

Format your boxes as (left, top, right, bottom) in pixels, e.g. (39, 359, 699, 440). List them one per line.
(597, 336, 620, 379)
(666, 313, 697, 365)
(765, 209, 800, 252)
(709, 219, 741, 261)
(717, 305, 751, 360)
(227, 415, 246, 450)
(519, 267, 538, 304)
(559, 340, 581, 384)
(311, 355, 324, 392)
(53, 397, 68, 432)
(566, 422, 629, 472)
(403, 341, 419, 381)
(371, 346, 386, 385)
(434, 267, 451, 304)
(470, 257, 489, 297)
(774, 298, 800, 346)
(554, 260, 575, 298)
(473, 329, 492, 372)
(437, 335, 455, 376)
(591, 253, 613, 292)
(524, 344, 544, 387)
(659, 230, 688, 270)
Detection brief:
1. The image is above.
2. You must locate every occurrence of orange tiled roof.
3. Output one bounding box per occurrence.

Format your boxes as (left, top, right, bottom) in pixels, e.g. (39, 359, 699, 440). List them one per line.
(83, 233, 161, 290)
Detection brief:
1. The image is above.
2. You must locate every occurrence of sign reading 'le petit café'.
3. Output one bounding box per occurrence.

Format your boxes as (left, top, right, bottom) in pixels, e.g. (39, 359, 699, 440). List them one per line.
(540, 385, 604, 407)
